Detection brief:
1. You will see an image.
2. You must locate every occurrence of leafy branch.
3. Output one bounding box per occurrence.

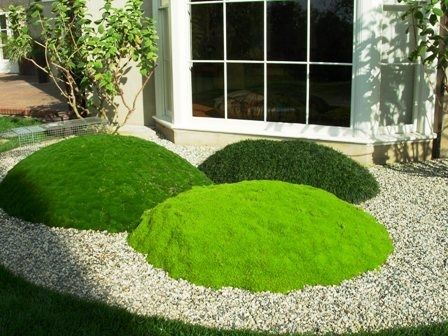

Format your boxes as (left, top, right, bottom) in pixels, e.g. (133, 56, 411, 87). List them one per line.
(7, 0, 158, 131)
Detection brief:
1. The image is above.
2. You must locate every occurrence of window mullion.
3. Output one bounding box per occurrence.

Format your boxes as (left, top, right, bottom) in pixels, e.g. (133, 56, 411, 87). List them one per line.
(306, 0, 311, 125)
(263, 0, 267, 122)
(223, 0, 228, 120)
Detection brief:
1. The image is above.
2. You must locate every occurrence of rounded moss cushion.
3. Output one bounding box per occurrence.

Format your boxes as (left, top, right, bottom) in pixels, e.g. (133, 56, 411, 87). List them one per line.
(0, 135, 212, 232)
(128, 181, 393, 293)
(198, 139, 379, 204)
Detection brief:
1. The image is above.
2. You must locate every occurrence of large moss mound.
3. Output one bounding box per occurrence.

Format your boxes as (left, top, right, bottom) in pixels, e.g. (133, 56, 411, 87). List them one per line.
(129, 181, 392, 293)
(199, 140, 379, 204)
(0, 134, 212, 232)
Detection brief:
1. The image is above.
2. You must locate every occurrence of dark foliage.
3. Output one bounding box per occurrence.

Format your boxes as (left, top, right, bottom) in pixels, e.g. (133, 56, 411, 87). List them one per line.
(199, 140, 379, 204)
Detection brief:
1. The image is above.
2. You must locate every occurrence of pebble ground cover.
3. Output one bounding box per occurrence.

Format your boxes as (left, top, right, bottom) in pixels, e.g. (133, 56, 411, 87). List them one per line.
(0, 131, 446, 335)
(129, 181, 392, 293)
(1, 264, 446, 336)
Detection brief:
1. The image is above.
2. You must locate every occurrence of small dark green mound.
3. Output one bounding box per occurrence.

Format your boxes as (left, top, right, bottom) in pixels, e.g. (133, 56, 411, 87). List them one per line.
(129, 181, 392, 293)
(199, 140, 379, 204)
(0, 134, 212, 232)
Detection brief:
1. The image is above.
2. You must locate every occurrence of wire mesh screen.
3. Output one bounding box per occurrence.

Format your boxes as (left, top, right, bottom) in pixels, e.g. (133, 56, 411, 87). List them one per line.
(0, 117, 108, 153)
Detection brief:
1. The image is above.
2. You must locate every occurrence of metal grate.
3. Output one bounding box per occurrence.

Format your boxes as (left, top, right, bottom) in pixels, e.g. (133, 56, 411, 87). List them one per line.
(0, 117, 108, 152)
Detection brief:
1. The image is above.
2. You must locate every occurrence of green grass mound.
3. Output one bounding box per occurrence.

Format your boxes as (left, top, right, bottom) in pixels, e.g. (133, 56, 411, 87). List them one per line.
(129, 181, 392, 293)
(199, 140, 379, 204)
(0, 134, 212, 232)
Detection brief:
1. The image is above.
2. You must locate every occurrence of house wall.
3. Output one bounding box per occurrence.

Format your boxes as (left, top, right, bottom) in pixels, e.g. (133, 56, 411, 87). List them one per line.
(440, 69, 448, 157)
(86, 0, 156, 126)
(1, 0, 157, 124)
(148, 0, 438, 165)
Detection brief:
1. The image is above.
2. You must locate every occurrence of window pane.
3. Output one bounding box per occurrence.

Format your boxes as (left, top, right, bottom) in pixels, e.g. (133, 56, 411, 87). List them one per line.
(227, 63, 264, 121)
(309, 65, 351, 127)
(0, 15, 6, 31)
(227, 2, 263, 60)
(0, 32, 8, 60)
(310, 0, 353, 63)
(192, 63, 225, 118)
(380, 64, 415, 126)
(267, 64, 306, 123)
(191, 4, 223, 60)
(267, 0, 307, 61)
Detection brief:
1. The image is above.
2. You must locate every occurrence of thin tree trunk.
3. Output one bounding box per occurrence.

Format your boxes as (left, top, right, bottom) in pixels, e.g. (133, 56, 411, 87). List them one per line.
(434, 10, 448, 158)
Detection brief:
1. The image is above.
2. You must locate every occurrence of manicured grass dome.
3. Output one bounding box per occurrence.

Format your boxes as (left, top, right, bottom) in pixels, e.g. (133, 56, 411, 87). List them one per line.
(0, 135, 212, 232)
(199, 140, 379, 204)
(129, 181, 393, 293)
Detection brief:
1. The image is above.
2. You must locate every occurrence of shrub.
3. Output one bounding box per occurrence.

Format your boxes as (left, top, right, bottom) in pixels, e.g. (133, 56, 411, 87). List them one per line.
(129, 181, 392, 293)
(199, 140, 379, 203)
(0, 134, 212, 232)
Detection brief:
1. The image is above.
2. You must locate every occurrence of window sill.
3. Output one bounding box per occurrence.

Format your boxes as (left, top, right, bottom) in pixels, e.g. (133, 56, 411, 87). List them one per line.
(153, 116, 436, 146)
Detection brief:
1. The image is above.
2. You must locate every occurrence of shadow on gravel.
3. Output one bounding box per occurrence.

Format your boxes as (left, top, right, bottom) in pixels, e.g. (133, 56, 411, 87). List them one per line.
(384, 160, 448, 178)
(0, 264, 447, 336)
(0, 173, 113, 308)
(0, 211, 113, 304)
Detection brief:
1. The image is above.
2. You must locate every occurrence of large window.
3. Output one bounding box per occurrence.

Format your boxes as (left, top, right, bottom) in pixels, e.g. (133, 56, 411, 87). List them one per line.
(190, 0, 354, 127)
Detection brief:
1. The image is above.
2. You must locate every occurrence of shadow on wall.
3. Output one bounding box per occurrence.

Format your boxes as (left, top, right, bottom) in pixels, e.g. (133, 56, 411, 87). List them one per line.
(372, 140, 433, 165)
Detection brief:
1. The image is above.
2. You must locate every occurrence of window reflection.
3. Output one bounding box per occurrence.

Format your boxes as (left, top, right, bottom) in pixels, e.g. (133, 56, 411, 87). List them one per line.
(267, 0, 307, 62)
(192, 63, 225, 118)
(309, 65, 351, 127)
(227, 2, 264, 60)
(310, 0, 353, 63)
(227, 63, 264, 121)
(267, 65, 307, 123)
(191, 4, 223, 60)
(190, 1, 354, 127)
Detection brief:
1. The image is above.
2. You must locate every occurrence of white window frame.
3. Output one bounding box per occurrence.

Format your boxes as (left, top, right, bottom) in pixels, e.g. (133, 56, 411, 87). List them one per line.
(153, 0, 436, 144)
(0, 11, 10, 61)
(153, 0, 174, 122)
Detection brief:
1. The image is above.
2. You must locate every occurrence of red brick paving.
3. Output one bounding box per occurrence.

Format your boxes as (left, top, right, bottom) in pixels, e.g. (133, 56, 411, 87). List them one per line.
(0, 74, 69, 121)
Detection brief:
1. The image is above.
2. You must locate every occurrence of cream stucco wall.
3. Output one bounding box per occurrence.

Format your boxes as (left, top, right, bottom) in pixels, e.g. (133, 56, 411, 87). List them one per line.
(87, 0, 156, 127)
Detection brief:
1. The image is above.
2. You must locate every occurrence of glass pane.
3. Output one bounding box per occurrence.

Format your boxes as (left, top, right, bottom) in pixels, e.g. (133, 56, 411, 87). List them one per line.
(191, 4, 223, 60)
(227, 2, 263, 60)
(309, 65, 352, 127)
(267, 0, 307, 61)
(380, 64, 415, 126)
(0, 15, 6, 31)
(227, 63, 264, 121)
(192, 63, 225, 118)
(310, 0, 353, 63)
(0, 32, 8, 60)
(267, 64, 306, 123)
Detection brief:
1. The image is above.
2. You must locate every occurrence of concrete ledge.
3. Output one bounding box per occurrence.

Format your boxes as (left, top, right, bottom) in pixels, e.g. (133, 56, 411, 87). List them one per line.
(155, 121, 434, 166)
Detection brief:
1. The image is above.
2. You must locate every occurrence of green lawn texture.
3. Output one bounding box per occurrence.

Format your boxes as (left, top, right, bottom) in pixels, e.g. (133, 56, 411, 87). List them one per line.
(129, 181, 393, 293)
(1, 265, 445, 336)
(0, 116, 41, 153)
(199, 139, 379, 204)
(0, 134, 212, 232)
(0, 116, 41, 133)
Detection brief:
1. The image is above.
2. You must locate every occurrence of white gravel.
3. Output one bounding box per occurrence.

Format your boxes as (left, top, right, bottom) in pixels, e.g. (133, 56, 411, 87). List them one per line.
(0, 134, 447, 335)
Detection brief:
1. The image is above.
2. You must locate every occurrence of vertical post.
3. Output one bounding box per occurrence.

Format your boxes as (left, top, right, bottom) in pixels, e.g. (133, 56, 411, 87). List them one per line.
(436, 8, 448, 157)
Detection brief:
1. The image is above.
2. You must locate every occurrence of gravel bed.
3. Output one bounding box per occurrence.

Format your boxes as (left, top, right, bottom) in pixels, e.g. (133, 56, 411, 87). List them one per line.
(0, 137, 447, 335)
